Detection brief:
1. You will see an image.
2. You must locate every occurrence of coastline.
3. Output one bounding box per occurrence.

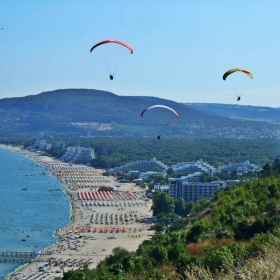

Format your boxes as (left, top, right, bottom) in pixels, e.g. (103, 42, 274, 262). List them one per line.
(0, 144, 72, 279)
(1, 145, 154, 280)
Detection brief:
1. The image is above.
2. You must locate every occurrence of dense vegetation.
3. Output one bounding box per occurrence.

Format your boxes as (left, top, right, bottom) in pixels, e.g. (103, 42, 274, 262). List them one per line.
(2, 137, 279, 168)
(186, 103, 280, 122)
(54, 160, 280, 279)
(0, 89, 280, 138)
(44, 138, 280, 167)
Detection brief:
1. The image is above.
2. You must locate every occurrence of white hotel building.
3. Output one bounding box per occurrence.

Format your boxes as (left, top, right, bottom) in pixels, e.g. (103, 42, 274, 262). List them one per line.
(171, 159, 215, 175)
(61, 146, 95, 164)
(109, 158, 168, 173)
(168, 177, 227, 203)
(217, 160, 262, 175)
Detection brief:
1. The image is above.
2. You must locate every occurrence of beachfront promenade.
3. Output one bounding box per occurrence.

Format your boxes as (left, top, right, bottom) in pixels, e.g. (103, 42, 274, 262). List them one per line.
(0, 250, 37, 263)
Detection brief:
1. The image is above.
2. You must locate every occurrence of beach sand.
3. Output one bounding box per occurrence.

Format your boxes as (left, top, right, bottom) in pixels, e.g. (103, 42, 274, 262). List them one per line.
(1, 145, 154, 280)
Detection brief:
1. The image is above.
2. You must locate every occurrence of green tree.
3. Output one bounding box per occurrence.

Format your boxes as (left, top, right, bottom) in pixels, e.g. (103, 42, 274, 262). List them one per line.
(122, 255, 134, 271)
(186, 221, 205, 243)
(167, 242, 186, 262)
(167, 219, 188, 233)
(203, 244, 234, 272)
(132, 259, 144, 276)
(230, 169, 238, 179)
(105, 247, 132, 266)
(109, 262, 123, 275)
(166, 167, 173, 175)
(174, 198, 186, 216)
(152, 192, 175, 216)
(272, 158, 280, 175)
(261, 163, 272, 178)
(174, 199, 192, 216)
(176, 254, 192, 272)
(61, 270, 87, 280)
(157, 212, 180, 225)
(150, 245, 168, 265)
(154, 222, 165, 233)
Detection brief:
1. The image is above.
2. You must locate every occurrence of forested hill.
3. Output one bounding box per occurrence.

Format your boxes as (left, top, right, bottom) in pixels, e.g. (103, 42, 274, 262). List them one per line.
(55, 168, 280, 279)
(184, 102, 280, 122)
(0, 88, 280, 139)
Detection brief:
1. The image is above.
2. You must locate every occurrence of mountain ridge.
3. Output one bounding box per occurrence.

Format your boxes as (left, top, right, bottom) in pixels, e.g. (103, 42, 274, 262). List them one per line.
(184, 102, 280, 123)
(0, 89, 279, 139)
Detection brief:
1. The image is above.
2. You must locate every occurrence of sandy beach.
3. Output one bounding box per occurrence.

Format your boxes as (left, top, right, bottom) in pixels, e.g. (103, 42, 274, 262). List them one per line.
(0, 145, 154, 280)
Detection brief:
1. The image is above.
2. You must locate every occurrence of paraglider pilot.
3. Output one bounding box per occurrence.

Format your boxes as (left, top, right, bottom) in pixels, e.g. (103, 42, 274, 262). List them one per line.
(109, 74, 114, 80)
(237, 96, 241, 101)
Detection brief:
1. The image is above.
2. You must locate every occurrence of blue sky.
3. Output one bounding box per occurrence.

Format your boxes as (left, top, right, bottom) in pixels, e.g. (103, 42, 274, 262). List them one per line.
(0, 1, 280, 107)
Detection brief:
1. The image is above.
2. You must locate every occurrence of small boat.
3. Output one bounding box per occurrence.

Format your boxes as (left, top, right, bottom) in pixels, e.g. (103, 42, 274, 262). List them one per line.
(21, 239, 26, 242)
(21, 188, 29, 191)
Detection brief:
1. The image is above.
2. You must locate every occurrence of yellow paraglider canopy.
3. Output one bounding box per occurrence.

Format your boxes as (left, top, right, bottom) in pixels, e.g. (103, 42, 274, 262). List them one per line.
(223, 68, 253, 80)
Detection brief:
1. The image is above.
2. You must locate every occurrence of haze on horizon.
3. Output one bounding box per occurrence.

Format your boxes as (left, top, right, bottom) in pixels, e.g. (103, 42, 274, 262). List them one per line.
(0, 1, 280, 108)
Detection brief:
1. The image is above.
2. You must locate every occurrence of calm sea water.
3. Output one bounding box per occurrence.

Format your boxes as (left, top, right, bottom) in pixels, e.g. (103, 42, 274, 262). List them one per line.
(0, 148, 70, 279)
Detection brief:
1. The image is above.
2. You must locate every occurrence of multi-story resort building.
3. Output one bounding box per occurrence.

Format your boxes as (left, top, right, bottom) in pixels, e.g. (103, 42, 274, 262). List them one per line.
(171, 159, 215, 175)
(61, 146, 95, 164)
(127, 170, 166, 180)
(217, 160, 262, 175)
(179, 172, 203, 182)
(25, 139, 52, 152)
(109, 158, 168, 174)
(139, 171, 166, 179)
(168, 177, 227, 203)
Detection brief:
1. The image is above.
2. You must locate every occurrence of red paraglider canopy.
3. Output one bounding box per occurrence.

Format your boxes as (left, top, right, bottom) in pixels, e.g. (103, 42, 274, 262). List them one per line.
(90, 40, 133, 54)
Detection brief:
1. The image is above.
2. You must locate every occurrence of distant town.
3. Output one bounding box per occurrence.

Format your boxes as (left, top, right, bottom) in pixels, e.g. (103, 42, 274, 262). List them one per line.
(26, 138, 262, 204)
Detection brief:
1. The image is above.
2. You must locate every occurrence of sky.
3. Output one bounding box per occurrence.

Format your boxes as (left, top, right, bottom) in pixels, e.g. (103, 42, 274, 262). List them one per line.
(0, 0, 280, 107)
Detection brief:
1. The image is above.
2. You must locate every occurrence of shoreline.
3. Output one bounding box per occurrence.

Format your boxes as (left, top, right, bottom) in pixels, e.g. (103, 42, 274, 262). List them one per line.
(1, 145, 154, 280)
(0, 145, 73, 279)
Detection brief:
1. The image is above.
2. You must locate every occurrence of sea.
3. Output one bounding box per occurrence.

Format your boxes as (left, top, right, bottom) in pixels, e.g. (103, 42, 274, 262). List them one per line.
(0, 148, 70, 279)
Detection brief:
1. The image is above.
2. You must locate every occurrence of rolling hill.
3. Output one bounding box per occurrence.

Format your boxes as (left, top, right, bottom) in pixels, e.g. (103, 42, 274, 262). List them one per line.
(0, 89, 279, 139)
(184, 103, 280, 123)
